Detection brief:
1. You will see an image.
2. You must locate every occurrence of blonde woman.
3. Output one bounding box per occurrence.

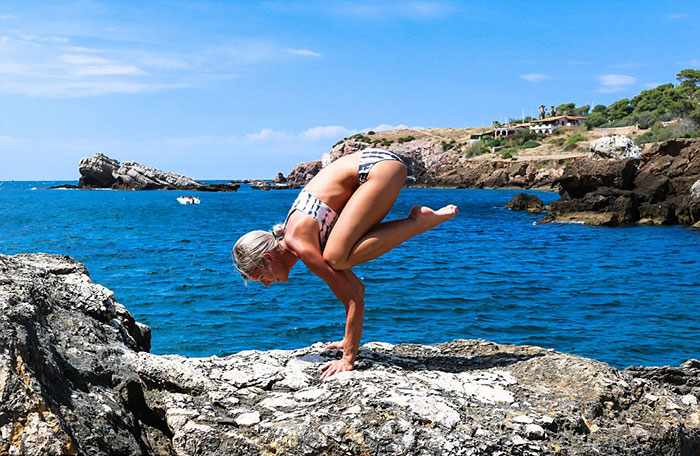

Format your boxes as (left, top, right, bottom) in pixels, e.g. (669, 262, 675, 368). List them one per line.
(233, 148, 458, 379)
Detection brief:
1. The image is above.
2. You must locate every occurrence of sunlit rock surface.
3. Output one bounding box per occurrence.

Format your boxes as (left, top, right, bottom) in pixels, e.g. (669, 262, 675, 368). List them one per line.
(2, 253, 699, 455)
(78, 152, 239, 191)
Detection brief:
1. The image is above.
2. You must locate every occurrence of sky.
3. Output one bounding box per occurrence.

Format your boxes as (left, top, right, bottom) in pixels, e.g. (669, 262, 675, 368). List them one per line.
(1, 1, 698, 180)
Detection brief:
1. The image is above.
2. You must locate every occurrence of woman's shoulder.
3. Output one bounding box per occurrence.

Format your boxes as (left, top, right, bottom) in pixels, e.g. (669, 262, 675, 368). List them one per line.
(284, 212, 321, 251)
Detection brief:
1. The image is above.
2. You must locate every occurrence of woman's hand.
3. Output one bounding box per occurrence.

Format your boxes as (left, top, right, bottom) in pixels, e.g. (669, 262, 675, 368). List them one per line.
(324, 340, 344, 351)
(320, 359, 354, 380)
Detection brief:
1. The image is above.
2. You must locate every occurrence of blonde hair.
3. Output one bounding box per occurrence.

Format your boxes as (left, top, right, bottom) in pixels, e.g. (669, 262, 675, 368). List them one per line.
(232, 224, 286, 282)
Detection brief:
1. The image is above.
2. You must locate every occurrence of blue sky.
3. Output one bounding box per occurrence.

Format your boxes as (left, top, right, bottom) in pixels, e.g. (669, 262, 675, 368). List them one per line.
(1, 1, 698, 180)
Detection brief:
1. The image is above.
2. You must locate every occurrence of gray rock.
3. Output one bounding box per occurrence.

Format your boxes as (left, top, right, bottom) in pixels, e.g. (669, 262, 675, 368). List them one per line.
(691, 179, 700, 202)
(590, 135, 643, 160)
(78, 153, 239, 191)
(2, 253, 700, 455)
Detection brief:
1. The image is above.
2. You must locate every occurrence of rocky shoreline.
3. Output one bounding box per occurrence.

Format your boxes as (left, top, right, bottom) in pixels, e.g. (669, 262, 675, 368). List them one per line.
(2, 253, 699, 455)
(287, 133, 700, 227)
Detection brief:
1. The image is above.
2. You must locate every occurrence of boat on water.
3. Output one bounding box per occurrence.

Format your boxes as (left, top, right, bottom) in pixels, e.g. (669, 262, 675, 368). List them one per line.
(177, 196, 200, 205)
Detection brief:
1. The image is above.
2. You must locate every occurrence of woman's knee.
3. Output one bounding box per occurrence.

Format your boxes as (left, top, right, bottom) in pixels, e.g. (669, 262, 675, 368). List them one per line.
(323, 247, 351, 270)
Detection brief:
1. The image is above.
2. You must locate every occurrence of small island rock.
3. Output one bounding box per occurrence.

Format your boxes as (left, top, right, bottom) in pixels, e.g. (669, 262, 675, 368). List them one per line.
(505, 193, 544, 214)
(78, 152, 239, 191)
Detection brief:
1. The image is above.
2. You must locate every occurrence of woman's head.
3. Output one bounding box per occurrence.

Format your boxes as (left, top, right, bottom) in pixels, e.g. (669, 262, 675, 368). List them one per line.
(232, 224, 287, 285)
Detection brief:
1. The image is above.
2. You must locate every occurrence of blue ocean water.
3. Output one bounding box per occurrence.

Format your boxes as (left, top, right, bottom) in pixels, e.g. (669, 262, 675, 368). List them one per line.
(1, 180, 698, 368)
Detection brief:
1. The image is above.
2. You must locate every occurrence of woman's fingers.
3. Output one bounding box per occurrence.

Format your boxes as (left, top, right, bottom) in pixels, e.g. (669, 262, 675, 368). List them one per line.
(319, 359, 353, 380)
(324, 341, 343, 350)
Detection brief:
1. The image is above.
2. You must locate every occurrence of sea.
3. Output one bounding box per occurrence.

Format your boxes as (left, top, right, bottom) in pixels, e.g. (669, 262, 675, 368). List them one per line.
(1, 180, 698, 368)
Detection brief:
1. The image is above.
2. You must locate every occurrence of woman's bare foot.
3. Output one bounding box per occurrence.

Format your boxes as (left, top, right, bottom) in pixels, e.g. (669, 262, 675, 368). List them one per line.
(409, 204, 459, 229)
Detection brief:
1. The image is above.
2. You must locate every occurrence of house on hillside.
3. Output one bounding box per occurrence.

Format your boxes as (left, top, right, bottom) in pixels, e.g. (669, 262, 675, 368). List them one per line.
(479, 124, 531, 140)
(529, 116, 586, 134)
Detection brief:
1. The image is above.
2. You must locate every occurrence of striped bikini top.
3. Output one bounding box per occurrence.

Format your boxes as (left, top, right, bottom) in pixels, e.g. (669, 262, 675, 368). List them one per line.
(284, 190, 339, 251)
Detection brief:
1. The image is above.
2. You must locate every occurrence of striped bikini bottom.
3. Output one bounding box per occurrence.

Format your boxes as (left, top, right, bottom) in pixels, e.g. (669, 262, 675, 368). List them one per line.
(358, 148, 405, 184)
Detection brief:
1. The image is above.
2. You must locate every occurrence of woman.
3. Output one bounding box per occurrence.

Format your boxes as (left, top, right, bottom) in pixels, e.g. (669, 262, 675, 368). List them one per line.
(233, 148, 458, 379)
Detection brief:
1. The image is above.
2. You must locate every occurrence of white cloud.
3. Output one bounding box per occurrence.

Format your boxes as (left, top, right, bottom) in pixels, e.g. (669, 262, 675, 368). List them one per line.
(667, 13, 687, 20)
(520, 73, 551, 83)
(599, 74, 637, 86)
(595, 74, 637, 93)
(0, 30, 324, 97)
(300, 125, 352, 140)
(326, 1, 459, 20)
(285, 48, 321, 57)
(246, 128, 289, 141)
(61, 54, 112, 65)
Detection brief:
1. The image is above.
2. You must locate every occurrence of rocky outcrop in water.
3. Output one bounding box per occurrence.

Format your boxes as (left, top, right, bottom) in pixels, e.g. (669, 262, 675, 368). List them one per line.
(286, 159, 323, 184)
(543, 138, 700, 226)
(2, 253, 700, 455)
(78, 153, 239, 191)
(506, 193, 545, 214)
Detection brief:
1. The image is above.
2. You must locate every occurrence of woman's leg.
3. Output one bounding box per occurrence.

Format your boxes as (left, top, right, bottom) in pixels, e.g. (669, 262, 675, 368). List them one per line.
(322, 161, 458, 270)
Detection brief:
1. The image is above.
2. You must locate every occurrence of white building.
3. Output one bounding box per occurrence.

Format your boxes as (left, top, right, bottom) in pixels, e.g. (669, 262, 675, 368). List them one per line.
(529, 116, 586, 134)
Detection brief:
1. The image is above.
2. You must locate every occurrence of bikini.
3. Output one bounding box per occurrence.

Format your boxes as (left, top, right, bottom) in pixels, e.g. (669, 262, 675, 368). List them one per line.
(284, 148, 404, 250)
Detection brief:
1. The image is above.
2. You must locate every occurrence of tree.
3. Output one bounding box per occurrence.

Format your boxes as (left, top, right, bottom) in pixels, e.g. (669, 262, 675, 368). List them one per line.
(556, 102, 576, 116)
(607, 98, 633, 121)
(585, 112, 608, 128)
(676, 69, 700, 87)
(592, 104, 608, 115)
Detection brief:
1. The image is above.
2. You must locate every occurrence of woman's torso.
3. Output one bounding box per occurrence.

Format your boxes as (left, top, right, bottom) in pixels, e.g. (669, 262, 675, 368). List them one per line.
(302, 152, 362, 213)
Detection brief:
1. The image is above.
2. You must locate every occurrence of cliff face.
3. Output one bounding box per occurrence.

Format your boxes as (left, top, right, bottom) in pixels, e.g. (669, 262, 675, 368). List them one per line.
(287, 138, 567, 189)
(78, 153, 239, 191)
(2, 253, 700, 456)
(543, 138, 700, 226)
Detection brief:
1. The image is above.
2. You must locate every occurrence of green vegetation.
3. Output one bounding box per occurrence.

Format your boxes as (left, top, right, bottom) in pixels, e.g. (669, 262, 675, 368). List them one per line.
(441, 139, 456, 151)
(367, 131, 376, 135)
(466, 141, 488, 157)
(521, 140, 540, 149)
(564, 132, 587, 151)
(585, 69, 700, 136)
(500, 147, 518, 159)
(398, 135, 416, 144)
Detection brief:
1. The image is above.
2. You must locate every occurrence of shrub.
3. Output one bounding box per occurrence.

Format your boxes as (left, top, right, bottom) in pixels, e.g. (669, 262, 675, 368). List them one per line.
(367, 131, 376, 135)
(564, 133, 586, 151)
(520, 140, 540, 149)
(466, 141, 488, 157)
(442, 141, 454, 151)
(398, 136, 415, 144)
(500, 147, 517, 159)
(634, 131, 654, 145)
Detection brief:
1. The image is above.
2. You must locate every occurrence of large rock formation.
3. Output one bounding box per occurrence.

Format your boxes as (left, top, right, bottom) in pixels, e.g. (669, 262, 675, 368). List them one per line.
(287, 138, 567, 189)
(589, 135, 643, 160)
(543, 138, 700, 226)
(2, 254, 700, 455)
(78, 153, 239, 191)
(286, 159, 323, 184)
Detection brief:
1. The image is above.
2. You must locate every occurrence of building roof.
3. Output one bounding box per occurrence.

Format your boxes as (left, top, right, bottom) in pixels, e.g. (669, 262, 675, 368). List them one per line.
(530, 115, 587, 124)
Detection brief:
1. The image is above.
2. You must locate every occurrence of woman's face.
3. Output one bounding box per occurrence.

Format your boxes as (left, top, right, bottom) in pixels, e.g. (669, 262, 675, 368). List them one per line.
(249, 253, 289, 287)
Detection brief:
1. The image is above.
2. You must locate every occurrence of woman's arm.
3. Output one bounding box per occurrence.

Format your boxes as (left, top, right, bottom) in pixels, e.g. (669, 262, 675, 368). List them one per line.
(296, 246, 365, 379)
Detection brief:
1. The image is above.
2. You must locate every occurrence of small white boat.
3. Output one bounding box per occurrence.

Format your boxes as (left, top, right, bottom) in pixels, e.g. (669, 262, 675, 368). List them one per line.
(177, 196, 200, 205)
